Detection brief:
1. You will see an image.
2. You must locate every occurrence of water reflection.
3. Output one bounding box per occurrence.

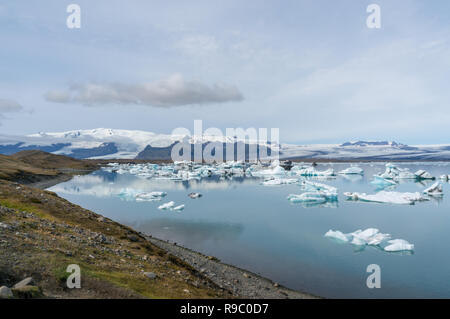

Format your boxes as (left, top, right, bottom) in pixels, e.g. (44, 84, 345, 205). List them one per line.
(48, 162, 450, 298)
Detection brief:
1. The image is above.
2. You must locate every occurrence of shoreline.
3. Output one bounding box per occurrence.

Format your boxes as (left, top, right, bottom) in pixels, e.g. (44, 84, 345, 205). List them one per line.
(29, 173, 318, 299)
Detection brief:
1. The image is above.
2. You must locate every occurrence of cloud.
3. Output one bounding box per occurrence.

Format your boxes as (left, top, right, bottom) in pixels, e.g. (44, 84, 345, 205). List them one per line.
(45, 74, 244, 107)
(0, 98, 22, 114)
(0, 99, 23, 125)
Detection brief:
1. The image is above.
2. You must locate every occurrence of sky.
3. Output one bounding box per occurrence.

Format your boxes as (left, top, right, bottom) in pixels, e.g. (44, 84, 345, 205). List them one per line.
(0, 0, 449, 144)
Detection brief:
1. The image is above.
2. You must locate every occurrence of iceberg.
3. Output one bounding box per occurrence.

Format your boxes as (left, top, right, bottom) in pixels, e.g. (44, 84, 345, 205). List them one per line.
(135, 191, 167, 202)
(324, 230, 350, 242)
(384, 239, 414, 252)
(287, 192, 330, 203)
(338, 166, 364, 175)
(423, 182, 443, 196)
(344, 191, 428, 205)
(414, 169, 435, 180)
(371, 175, 397, 186)
(440, 174, 450, 181)
(295, 167, 336, 177)
(172, 204, 185, 211)
(252, 165, 286, 177)
(158, 201, 175, 210)
(262, 178, 298, 186)
(325, 228, 412, 253)
(188, 192, 202, 199)
(301, 181, 337, 195)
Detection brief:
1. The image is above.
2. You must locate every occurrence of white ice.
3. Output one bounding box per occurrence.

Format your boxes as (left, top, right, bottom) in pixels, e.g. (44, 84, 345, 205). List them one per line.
(338, 166, 364, 175)
(384, 239, 414, 252)
(344, 191, 428, 205)
(423, 182, 443, 196)
(325, 228, 412, 252)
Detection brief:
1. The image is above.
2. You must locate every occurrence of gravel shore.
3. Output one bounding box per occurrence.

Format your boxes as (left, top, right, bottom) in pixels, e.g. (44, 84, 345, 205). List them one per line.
(146, 236, 318, 299)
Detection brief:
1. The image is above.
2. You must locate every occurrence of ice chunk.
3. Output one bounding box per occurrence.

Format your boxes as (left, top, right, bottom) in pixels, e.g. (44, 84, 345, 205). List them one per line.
(367, 232, 392, 245)
(423, 182, 443, 196)
(135, 191, 167, 202)
(325, 228, 409, 253)
(344, 191, 428, 205)
(262, 178, 298, 186)
(301, 181, 338, 195)
(339, 166, 364, 175)
(440, 174, 450, 181)
(287, 192, 329, 203)
(384, 239, 414, 252)
(158, 201, 175, 210)
(296, 167, 335, 177)
(324, 230, 350, 242)
(188, 192, 202, 199)
(371, 175, 397, 186)
(252, 165, 286, 177)
(350, 236, 367, 246)
(172, 204, 185, 211)
(414, 169, 435, 180)
(397, 170, 416, 179)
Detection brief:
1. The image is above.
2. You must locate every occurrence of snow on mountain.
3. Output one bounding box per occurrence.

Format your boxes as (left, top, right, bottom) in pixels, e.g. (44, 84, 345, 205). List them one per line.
(1, 128, 450, 160)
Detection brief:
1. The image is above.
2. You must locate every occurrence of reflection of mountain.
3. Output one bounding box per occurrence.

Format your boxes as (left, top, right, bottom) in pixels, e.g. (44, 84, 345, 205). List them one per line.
(48, 171, 259, 197)
(132, 218, 244, 247)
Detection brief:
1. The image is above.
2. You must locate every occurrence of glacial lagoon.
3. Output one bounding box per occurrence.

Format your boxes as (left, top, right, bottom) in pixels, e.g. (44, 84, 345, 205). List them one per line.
(49, 162, 450, 298)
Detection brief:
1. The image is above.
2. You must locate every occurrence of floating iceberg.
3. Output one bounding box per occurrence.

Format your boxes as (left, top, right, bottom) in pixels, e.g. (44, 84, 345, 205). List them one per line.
(252, 165, 286, 177)
(414, 169, 435, 180)
(262, 178, 298, 186)
(338, 166, 364, 175)
(287, 192, 333, 203)
(344, 191, 428, 205)
(172, 204, 185, 211)
(371, 175, 397, 187)
(324, 230, 350, 242)
(135, 191, 167, 202)
(288, 180, 338, 204)
(188, 192, 202, 199)
(158, 201, 175, 210)
(377, 163, 417, 180)
(440, 174, 450, 181)
(423, 182, 443, 196)
(325, 228, 413, 252)
(294, 166, 336, 177)
(301, 181, 338, 195)
(384, 239, 414, 252)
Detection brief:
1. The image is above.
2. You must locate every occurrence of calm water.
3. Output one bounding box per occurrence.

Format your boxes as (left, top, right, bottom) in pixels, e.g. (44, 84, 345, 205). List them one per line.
(49, 162, 450, 298)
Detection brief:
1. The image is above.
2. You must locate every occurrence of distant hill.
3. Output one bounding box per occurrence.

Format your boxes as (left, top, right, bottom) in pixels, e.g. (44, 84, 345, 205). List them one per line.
(0, 151, 97, 183)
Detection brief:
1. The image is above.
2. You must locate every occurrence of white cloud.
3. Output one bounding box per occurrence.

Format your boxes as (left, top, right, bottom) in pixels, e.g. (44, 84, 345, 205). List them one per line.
(45, 74, 243, 107)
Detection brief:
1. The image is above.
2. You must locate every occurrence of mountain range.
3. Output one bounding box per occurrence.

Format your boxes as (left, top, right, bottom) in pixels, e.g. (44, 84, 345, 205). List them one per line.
(1, 128, 450, 161)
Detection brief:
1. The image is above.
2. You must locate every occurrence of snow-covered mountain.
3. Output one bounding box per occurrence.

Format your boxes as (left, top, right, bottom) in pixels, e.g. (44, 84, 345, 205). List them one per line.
(1, 128, 450, 160)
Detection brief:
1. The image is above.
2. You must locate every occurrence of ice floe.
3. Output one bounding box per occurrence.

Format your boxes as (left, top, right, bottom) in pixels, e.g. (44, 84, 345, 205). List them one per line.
(288, 181, 337, 204)
(383, 239, 414, 252)
(338, 166, 364, 175)
(158, 201, 175, 210)
(157, 201, 185, 211)
(414, 169, 435, 180)
(344, 191, 428, 205)
(135, 191, 167, 202)
(294, 167, 336, 177)
(188, 192, 202, 199)
(325, 228, 413, 252)
(262, 177, 298, 186)
(423, 182, 443, 196)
